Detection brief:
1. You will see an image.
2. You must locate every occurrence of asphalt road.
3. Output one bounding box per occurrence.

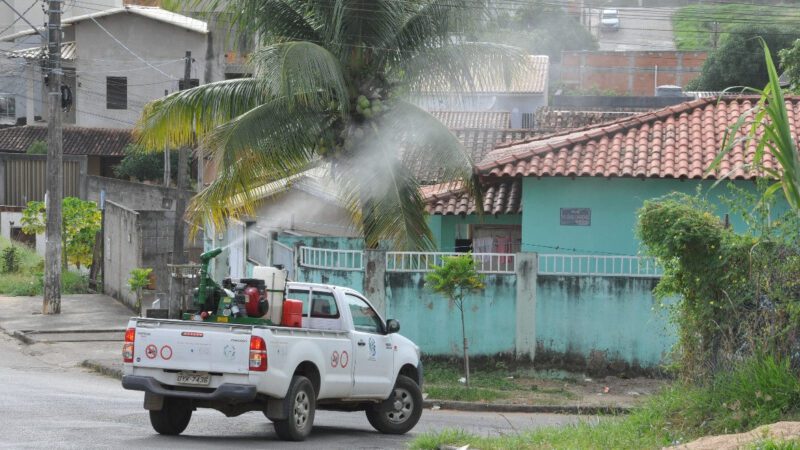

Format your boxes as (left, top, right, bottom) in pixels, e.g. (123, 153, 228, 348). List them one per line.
(591, 7, 677, 51)
(0, 333, 591, 449)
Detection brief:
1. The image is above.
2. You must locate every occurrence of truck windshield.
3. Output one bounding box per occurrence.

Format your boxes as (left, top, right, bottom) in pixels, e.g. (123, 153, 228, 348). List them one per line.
(345, 294, 383, 334)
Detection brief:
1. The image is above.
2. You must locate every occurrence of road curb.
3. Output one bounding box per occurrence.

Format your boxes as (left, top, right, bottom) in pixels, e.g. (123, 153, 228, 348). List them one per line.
(423, 399, 630, 415)
(76, 358, 633, 416)
(0, 324, 33, 345)
(81, 360, 123, 380)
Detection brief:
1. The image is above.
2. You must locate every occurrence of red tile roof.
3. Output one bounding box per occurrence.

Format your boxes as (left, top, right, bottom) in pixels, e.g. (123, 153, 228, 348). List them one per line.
(476, 96, 795, 180)
(423, 180, 522, 216)
(0, 125, 131, 156)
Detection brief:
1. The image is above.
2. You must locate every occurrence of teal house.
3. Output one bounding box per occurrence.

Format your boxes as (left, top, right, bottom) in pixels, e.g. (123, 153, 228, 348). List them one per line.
(416, 96, 797, 371)
(424, 96, 791, 257)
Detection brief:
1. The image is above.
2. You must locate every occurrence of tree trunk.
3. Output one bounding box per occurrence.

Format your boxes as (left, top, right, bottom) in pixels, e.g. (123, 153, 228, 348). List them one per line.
(459, 299, 470, 388)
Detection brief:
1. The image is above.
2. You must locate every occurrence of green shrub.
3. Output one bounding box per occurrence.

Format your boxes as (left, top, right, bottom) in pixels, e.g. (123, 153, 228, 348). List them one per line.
(1, 245, 20, 273)
(25, 140, 47, 155)
(114, 144, 178, 182)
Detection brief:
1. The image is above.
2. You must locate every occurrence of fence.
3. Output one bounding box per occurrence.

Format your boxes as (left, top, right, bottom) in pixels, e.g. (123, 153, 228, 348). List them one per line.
(537, 254, 663, 278)
(246, 230, 269, 266)
(386, 251, 516, 274)
(299, 246, 364, 271)
(1, 153, 87, 206)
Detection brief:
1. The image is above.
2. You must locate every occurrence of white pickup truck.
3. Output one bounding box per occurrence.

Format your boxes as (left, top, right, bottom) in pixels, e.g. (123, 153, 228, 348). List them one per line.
(122, 282, 423, 441)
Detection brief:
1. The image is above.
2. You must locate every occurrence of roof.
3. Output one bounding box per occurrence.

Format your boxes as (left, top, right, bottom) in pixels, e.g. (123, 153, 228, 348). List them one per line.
(476, 96, 796, 181)
(429, 111, 510, 129)
(417, 55, 549, 95)
(5, 42, 77, 60)
(0, 6, 207, 42)
(423, 180, 522, 216)
(414, 128, 543, 183)
(0, 125, 131, 156)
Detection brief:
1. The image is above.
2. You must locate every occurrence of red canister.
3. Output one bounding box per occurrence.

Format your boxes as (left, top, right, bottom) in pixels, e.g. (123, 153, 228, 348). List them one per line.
(281, 299, 303, 327)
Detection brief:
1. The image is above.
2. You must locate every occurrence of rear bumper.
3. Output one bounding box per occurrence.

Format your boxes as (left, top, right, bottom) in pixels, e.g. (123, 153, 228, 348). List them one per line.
(122, 375, 257, 404)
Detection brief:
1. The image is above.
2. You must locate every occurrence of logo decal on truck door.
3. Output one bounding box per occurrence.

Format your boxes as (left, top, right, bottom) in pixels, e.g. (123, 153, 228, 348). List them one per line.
(223, 344, 236, 360)
(331, 351, 339, 368)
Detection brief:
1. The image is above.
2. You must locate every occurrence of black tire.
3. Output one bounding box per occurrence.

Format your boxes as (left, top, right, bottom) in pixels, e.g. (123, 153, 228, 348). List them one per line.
(149, 397, 192, 435)
(273, 376, 316, 441)
(365, 375, 423, 435)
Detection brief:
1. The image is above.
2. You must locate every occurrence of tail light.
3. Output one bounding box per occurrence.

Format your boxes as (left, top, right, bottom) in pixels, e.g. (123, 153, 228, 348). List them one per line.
(122, 327, 135, 363)
(249, 336, 267, 371)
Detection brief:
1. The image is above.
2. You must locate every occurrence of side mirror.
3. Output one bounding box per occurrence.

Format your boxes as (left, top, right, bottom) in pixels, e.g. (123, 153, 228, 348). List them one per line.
(386, 319, 400, 334)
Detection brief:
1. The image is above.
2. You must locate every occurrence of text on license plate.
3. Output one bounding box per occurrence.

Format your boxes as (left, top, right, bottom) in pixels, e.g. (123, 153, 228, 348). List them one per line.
(176, 372, 210, 386)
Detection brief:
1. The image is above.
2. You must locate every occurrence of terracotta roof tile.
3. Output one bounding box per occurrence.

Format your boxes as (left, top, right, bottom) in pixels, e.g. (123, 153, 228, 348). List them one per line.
(0, 125, 131, 156)
(476, 96, 798, 181)
(423, 179, 522, 216)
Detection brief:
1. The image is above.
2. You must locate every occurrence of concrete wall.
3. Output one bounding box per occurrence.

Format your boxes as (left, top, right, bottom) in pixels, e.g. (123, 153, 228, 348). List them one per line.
(138, 209, 177, 295)
(103, 200, 142, 308)
(521, 177, 766, 256)
(284, 246, 673, 369)
(386, 272, 518, 356)
(535, 275, 673, 372)
(87, 175, 192, 211)
(429, 214, 522, 253)
(560, 51, 707, 95)
(73, 13, 211, 128)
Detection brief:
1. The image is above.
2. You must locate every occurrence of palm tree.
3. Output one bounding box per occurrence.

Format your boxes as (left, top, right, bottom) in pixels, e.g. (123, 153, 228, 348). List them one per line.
(136, 0, 525, 250)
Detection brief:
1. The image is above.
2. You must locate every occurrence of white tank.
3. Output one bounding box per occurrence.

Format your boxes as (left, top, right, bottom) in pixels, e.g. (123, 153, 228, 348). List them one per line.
(252, 266, 288, 324)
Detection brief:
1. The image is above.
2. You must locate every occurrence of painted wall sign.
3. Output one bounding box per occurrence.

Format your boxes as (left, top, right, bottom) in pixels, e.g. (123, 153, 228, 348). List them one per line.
(560, 208, 591, 226)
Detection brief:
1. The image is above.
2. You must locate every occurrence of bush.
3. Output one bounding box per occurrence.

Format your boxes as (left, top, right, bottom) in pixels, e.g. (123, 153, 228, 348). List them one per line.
(687, 24, 800, 91)
(114, 144, 178, 182)
(26, 140, 47, 155)
(636, 187, 800, 380)
(1, 245, 20, 273)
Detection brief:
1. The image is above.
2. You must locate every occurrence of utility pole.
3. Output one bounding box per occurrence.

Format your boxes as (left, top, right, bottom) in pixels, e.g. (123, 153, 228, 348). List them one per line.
(44, 0, 63, 315)
(169, 50, 191, 319)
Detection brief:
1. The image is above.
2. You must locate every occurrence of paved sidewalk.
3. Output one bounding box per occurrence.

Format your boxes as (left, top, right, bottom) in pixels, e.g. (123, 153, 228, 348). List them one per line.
(0, 294, 134, 375)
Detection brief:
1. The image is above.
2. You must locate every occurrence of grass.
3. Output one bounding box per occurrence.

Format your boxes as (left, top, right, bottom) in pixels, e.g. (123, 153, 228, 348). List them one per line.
(751, 440, 800, 450)
(411, 355, 800, 450)
(0, 238, 90, 296)
(672, 4, 800, 51)
(422, 359, 580, 403)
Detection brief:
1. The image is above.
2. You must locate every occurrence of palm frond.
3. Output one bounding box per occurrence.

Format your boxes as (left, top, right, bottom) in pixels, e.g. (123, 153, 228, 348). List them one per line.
(250, 41, 350, 114)
(136, 78, 271, 149)
(377, 100, 473, 185)
(336, 129, 435, 250)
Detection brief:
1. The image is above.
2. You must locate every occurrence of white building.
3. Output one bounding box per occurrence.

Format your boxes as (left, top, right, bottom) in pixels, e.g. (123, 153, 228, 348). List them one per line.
(0, 5, 229, 128)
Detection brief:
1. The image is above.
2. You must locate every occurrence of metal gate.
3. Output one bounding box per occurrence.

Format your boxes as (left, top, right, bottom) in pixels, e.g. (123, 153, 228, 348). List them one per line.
(271, 241, 295, 281)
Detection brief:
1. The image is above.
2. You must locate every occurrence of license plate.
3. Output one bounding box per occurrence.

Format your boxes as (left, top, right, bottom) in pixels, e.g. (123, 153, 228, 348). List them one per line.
(176, 372, 210, 386)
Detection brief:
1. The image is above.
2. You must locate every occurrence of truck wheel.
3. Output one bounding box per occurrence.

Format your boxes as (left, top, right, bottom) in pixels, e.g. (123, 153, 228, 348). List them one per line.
(149, 397, 192, 435)
(273, 376, 316, 441)
(366, 375, 423, 434)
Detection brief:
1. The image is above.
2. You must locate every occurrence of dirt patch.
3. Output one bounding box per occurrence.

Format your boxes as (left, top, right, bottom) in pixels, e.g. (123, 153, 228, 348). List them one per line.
(670, 421, 800, 450)
(496, 375, 668, 408)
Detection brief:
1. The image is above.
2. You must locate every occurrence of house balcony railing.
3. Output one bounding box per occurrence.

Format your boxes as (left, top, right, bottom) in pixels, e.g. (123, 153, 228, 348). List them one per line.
(385, 252, 516, 274)
(537, 254, 663, 278)
(299, 246, 364, 271)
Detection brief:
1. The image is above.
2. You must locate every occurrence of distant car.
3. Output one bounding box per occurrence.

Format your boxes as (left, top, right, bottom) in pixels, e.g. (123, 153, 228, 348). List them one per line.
(601, 9, 620, 32)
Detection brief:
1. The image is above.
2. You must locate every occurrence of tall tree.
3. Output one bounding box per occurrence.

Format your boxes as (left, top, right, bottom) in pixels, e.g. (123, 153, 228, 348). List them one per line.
(136, 0, 524, 249)
(687, 24, 800, 92)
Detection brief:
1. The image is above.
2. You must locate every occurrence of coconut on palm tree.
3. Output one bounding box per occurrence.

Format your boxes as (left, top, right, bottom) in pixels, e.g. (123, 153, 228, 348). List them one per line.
(136, 0, 525, 249)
